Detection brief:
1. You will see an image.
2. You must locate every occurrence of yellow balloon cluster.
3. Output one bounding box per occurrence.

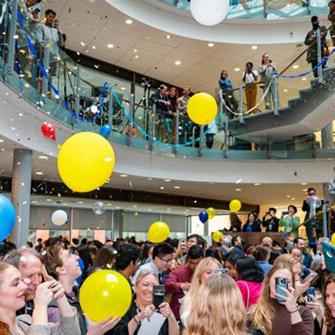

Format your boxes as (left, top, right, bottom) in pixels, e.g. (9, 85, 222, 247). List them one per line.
(212, 231, 223, 243)
(79, 270, 132, 322)
(147, 221, 170, 243)
(187, 92, 218, 125)
(229, 199, 242, 213)
(57, 132, 115, 193)
(206, 207, 216, 220)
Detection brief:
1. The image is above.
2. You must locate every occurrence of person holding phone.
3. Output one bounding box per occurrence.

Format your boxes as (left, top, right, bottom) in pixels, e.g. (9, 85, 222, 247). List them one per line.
(0, 261, 81, 335)
(249, 263, 314, 335)
(111, 270, 179, 335)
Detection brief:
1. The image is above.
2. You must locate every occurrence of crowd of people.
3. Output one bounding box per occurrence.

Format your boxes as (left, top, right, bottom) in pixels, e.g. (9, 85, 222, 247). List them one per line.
(12, 0, 335, 146)
(0, 220, 335, 335)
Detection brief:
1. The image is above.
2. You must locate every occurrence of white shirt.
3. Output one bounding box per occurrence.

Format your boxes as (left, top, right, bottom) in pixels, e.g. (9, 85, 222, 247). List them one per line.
(41, 24, 59, 56)
(243, 70, 258, 84)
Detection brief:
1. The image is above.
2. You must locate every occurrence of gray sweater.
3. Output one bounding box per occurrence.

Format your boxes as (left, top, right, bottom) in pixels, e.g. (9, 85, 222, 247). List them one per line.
(13, 312, 81, 335)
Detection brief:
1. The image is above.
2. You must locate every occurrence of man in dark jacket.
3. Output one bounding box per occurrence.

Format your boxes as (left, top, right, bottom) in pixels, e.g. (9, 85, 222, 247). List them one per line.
(328, 0, 335, 46)
(304, 16, 328, 77)
(262, 207, 280, 232)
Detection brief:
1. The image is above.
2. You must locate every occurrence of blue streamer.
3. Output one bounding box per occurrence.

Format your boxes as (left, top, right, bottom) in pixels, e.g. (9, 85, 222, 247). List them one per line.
(279, 48, 335, 79)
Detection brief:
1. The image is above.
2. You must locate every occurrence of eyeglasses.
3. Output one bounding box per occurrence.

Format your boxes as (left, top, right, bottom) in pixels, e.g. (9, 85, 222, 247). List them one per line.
(158, 256, 173, 264)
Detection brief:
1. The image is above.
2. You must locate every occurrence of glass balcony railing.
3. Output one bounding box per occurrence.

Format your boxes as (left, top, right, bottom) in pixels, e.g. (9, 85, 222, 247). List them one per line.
(0, 0, 334, 161)
(160, 0, 329, 20)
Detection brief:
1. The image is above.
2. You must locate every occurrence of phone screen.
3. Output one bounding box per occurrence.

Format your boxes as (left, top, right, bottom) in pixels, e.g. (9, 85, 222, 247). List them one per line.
(153, 285, 165, 309)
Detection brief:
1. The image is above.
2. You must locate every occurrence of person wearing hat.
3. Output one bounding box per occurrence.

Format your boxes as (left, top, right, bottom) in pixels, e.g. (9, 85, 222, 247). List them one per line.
(304, 15, 328, 78)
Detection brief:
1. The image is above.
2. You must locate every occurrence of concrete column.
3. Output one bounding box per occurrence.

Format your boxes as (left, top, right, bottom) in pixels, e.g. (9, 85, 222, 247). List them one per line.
(113, 209, 124, 239)
(11, 149, 32, 247)
(321, 122, 334, 150)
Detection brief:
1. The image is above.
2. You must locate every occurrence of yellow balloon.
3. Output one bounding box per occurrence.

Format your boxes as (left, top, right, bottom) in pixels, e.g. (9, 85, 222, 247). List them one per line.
(147, 221, 170, 243)
(331, 233, 335, 246)
(229, 199, 242, 213)
(212, 231, 223, 243)
(79, 270, 132, 322)
(187, 92, 218, 125)
(207, 207, 216, 220)
(57, 132, 115, 193)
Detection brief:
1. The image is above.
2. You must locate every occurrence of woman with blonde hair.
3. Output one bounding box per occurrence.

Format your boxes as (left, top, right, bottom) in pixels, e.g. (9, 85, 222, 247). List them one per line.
(180, 257, 221, 327)
(185, 273, 248, 335)
(249, 262, 314, 335)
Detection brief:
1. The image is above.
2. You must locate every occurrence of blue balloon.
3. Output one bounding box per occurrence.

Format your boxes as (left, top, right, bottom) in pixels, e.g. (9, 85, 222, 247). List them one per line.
(0, 194, 16, 242)
(199, 210, 208, 224)
(99, 125, 112, 138)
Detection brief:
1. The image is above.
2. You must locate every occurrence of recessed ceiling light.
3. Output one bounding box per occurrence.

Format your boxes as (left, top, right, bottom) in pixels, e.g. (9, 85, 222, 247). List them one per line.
(107, 43, 114, 49)
(235, 178, 242, 184)
(35, 172, 43, 175)
(46, 199, 52, 202)
(292, 64, 299, 69)
(301, 182, 307, 185)
(121, 87, 126, 90)
(120, 174, 128, 177)
(235, 188, 241, 191)
(78, 201, 84, 204)
(174, 60, 181, 66)
(234, 67, 241, 72)
(165, 34, 171, 39)
(284, 88, 288, 93)
(174, 186, 180, 189)
(92, 45, 96, 50)
(134, 49, 138, 53)
(291, 198, 295, 200)
(0, 139, 3, 143)
(125, 19, 133, 25)
(303, 188, 308, 192)
(135, 55, 139, 59)
(254, 183, 261, 186)
(133, 205, 137, 208)
(208, 42, 215, 47)
(164, 179, 171, 182)
(251, 45, 258, 50)
(160, 186, 165, 190)
(286, 195, 291, 198)
(302, 77, 306, 81)
(80, 41, 86, 47)
(38, 155, 48, 160)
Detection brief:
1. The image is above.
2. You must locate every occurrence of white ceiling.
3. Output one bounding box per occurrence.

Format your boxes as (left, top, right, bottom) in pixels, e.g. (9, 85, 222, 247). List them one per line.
(43, 0, 316, 100)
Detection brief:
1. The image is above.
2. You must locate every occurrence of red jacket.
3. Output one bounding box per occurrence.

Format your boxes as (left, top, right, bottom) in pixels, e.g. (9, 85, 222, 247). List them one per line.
(165, 265, 193, 320)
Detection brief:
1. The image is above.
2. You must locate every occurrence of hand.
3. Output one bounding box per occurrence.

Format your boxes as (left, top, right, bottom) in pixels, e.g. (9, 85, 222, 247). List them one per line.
(159, 302, 174, 320)
(138, 304, 155, 321)
(276, 286, 298, 312)
(86, 316, 121, 335)
(34, 281, 54, 307)
(295, 280, 311, 299)
(180, 283, 191, 291)
(48, 280, 65, 300)
(305, 297, 323, 319)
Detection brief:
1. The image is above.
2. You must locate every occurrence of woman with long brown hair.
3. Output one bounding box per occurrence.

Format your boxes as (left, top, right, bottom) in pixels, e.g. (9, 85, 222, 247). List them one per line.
(185, 273, 248, 335)
(322, 272, 335, 334)
(249, 262, 314, 335)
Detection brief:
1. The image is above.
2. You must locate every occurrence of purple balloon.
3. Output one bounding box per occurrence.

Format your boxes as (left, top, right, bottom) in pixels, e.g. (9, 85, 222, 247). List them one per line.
(199, 210, 208, 224)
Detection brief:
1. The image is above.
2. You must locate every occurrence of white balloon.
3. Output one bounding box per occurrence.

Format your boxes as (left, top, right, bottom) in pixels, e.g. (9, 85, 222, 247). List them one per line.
(51, 210, 68, 226)
(93, 201, 105, 215)
(190, 0, 230, 26)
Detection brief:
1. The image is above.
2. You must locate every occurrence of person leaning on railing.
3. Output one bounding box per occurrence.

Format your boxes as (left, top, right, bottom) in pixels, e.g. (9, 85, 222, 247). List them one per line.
(328, 0, 335, 46)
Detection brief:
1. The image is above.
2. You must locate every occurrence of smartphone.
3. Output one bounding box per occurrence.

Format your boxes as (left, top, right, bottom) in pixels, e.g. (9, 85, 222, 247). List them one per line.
(214, 268, 228, 275)
(306, 287, 316, 302)
(275, 277, 288, 303)
(153, 285, 165, 309)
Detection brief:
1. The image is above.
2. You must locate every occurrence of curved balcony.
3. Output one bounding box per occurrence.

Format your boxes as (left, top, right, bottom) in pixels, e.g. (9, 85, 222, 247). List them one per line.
(160, 0, 329, 20)
(1, 1, 335, 166)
